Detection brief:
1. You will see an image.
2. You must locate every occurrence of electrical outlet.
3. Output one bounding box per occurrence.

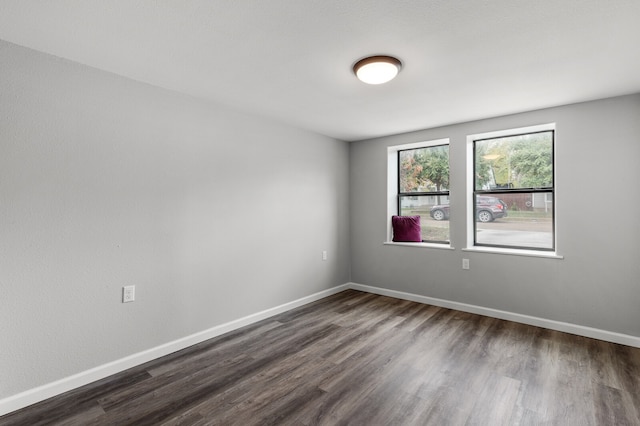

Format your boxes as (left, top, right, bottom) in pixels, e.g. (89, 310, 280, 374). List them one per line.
(322, 250, 328, 261)
(122, 285, 135, 303)
(462, 259, 470, 270)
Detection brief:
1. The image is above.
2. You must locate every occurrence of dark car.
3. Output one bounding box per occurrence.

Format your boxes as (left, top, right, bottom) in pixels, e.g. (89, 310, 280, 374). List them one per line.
(430, 196, 508, 222)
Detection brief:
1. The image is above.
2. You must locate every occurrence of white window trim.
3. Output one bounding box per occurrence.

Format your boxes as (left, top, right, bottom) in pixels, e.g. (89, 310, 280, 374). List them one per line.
(466, 123, 561, 257)
(384, 241, 456, 250)
(462, 246, 563, 259)
(386, 138, 452, 249)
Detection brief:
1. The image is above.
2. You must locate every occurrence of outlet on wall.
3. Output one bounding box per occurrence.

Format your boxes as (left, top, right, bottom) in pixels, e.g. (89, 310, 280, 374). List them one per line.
(462, 259, 470, 270)
(322, 250, 328, 261)
(122, 285, 135, 303)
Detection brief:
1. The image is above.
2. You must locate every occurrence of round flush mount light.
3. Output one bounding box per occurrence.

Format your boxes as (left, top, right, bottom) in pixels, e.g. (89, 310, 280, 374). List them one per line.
(353, 55, 402, 85)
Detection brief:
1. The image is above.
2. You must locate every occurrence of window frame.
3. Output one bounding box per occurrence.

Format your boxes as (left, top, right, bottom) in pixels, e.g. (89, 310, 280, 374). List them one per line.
(397, 144, 450, 244)
(386, 138, 452, 249)
(469, 126, 556, 252)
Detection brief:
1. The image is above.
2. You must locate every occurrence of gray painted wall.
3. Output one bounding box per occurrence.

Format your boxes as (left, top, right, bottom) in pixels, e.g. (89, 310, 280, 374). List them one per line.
(350, 94, 640, 337)
(2, 35, 639, 406)
(0, 41, 350, 399)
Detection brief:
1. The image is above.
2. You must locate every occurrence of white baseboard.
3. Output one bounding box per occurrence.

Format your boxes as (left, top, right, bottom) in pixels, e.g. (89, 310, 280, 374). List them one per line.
(4, 281, 639, 417)
(0, 283, 350, 416)
(348, 282, 640, 348)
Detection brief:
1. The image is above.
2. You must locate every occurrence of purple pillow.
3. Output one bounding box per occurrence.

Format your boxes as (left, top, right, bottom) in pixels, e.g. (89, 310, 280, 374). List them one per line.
(392, 215, 422, 242)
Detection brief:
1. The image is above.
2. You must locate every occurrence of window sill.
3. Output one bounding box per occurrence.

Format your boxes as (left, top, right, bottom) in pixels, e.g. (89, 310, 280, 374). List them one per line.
(462, 246, 563, 259)
(384, 242, 455, 250)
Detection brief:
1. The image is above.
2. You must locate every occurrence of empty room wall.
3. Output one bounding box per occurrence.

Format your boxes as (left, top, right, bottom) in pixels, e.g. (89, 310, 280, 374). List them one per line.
(0, 40, 350, 403)
(350, 94, 640, 339)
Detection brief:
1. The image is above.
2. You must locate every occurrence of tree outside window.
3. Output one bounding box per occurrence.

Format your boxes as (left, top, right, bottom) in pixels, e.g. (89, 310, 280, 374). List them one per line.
(398, 144, 450, 243)
(473, 131, 554, 250)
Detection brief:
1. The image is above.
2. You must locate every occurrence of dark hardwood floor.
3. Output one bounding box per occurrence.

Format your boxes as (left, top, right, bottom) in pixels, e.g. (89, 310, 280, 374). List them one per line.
(2, 290, 640, 425)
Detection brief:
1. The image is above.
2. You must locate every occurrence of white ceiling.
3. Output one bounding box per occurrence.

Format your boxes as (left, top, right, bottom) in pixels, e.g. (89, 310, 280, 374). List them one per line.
(1, 1, 639, 141)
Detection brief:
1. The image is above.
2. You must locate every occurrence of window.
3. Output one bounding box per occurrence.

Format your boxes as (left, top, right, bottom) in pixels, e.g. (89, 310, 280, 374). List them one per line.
(398, 143, 450, 243)
(472, 129, 554, 251)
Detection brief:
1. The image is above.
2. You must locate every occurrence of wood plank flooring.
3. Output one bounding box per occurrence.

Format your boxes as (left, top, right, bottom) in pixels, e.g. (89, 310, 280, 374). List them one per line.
(2, 290, 640, 425)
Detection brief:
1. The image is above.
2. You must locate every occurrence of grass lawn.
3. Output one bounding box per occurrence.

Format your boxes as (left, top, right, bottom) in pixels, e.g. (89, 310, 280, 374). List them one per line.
(422, 226, 450, 242)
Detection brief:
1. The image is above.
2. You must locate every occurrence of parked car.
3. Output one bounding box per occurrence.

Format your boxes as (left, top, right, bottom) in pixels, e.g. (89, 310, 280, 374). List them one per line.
(430, 196, 508, 222)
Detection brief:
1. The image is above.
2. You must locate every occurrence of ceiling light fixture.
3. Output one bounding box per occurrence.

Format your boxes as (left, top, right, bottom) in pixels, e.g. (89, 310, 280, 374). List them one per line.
(353, 55, 402, 85)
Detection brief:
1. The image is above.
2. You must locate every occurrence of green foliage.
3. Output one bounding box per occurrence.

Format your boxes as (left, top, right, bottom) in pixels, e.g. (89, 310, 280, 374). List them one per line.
(474, 146, 494, 190)
(403, 133, 552, 194)
(415, 146, 449, 191)
(400, 145, 449, 193)
(475, 132, 552, 189)
(510, 137, 553, 188)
